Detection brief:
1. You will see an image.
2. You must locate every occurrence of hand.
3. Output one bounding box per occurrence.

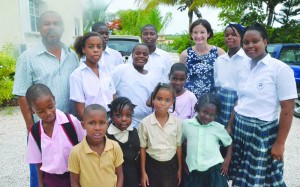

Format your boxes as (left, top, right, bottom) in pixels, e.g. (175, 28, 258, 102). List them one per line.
(271, 141, 285, 160)
(221, 159, 230, 176)
(177, 169, 182, 186)
(141, 172, 149, 187)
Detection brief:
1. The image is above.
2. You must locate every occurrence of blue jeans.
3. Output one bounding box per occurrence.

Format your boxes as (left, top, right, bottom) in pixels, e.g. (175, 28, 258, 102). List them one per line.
(29, 163, 38, 187)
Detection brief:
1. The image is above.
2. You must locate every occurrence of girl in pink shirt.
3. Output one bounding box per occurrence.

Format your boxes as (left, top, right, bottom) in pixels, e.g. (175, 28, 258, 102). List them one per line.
(25, 83, 86, 187)
(169, 63, 197, 120)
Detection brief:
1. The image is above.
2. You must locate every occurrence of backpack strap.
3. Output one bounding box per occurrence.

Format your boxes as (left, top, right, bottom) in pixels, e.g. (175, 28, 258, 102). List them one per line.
(30, 121, 41, 152)
(61, 113, 79, 146)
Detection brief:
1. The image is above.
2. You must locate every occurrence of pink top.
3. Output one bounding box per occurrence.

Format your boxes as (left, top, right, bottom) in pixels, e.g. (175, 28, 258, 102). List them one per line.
(26, 109, 86, 174)
(170, 90, 197, 119)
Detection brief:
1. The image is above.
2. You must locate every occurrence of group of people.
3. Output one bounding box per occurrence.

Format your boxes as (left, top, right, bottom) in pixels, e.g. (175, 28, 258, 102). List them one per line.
(12, 10, 296, 187)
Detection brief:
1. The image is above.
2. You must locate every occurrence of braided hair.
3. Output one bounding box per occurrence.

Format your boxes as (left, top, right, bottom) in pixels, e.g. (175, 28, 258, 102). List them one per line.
(194, 93, 221, 115)
(108, 97, 135, 118)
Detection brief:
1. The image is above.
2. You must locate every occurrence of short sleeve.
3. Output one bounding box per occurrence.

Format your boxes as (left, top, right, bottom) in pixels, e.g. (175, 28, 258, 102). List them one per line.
(190, 92, 197, 118)
(217, 125, 232, 147)
(277, 66, 297, 101)
(69, 71, 85, 103)
(68, 148, 80, 174)
(115, 51, 123, 66)
(26, 131, 42, 164)
(111, 65, 123, 92)
(12, 53, 33, 96)
(181, 120, 187, 143)
(114, 142, 124, 167)
(138, 122, 148, 148)
(176, 119, 183, 146)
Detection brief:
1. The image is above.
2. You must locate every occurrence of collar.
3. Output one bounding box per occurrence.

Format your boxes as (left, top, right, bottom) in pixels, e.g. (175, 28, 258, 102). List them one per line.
(149, 112, 176, 126)
(189, 116, 214, 127)
(107, 124, 133, 143)
(104, 46, 112, 55)
(258, 53, 271, 65)
(83, 136, 113, 154)
(35, 41, 69, 56)
(220, 48, 246, 60)
(151, 47, 163, 56)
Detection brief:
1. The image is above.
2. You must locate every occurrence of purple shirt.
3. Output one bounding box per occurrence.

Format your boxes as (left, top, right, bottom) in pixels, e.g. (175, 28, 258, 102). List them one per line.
(170, 90, 197, 119)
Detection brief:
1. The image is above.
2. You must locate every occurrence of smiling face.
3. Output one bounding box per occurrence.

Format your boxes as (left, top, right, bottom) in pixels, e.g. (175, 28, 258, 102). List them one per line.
(224, 27, 241, 49)
(197, 103, 217, 125)
(82, 109, 108, 145)
(132, 45, 149, 68)
(111, 104, 133, 131)
(82, 36, 103, 65)
(170, 70, 186, 94)
(39, 12, 64, 45)
(191, 24, 210, 45)
(142, 26, 158, 48)
(152, 88, 174, 115)
(31, 94, 56, 126)
(242, 30, 267, 62)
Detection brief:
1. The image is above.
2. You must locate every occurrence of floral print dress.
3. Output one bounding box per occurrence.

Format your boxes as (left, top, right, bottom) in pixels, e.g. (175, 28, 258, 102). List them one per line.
(185, 46, 218, 99)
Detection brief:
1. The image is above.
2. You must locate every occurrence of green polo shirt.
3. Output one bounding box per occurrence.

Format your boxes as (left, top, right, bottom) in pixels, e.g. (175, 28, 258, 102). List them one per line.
(182, 117, 232, 172)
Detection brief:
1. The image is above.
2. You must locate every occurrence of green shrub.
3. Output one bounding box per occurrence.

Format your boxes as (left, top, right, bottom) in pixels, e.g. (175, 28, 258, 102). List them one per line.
(0, 51, 16, 105)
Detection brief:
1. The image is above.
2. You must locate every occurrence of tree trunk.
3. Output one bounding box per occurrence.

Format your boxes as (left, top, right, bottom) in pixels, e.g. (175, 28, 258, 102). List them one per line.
(267, 5, 275, 26)
(188, 10, 193, 30)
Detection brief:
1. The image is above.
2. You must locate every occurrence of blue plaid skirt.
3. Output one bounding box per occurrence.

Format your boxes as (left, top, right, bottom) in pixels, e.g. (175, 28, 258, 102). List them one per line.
(217, 88, 238, 127)
(229, 113, 286, 187)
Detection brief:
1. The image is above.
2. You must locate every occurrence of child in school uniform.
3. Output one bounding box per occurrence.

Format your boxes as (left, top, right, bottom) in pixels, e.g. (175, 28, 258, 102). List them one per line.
(138, 83, 182, 187)
(106, 97, 140, 187)
(182, 93, 232, 187)
(25, 83, 86, 187)
(112, 44, 157, 128)
(70, 32, 116, 119)
(169, 63, 197, 120)
(68, 104, 124, 187)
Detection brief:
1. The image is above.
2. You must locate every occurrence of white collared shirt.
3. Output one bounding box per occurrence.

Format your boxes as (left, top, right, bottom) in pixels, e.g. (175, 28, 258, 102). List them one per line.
(234, 54, 297, 121)
(69, 62, 116, 111)
(214, 49, 249, 91)
(128, 47, 174, 83)
(80, 46, 123, 74)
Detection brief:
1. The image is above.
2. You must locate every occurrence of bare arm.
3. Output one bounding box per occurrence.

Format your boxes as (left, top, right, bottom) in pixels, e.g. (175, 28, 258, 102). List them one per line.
(75, 102, 85, 120)
(176, 146, 182, 186)
(179, 50, 187, 64)
(115, 165, 124, 187)
(217, 47, 226, 56)
(271, 99, 294, 160)
(18, 96, 34, 132)
(37, 163, 44, 187)
(70, 172, 81, 187)
(140, 147, 149, 187)
(221, 144, 233, 175)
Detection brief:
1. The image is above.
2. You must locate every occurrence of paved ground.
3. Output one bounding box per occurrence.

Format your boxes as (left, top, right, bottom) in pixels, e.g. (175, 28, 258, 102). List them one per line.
(0, 106, 299, 186)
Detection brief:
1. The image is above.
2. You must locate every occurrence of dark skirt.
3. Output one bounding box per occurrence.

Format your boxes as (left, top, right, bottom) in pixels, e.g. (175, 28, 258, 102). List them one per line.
(183, 163, 228, 187)
(217, 88, 238, 127)
(146, 154, 178, 187)
(229, 113, 286, 187)
(43, 172, 70, 187)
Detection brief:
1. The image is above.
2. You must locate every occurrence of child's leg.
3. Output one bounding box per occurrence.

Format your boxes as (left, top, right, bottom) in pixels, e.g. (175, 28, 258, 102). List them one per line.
(43, 172, 71, 187)
(29, 163, 39, 187)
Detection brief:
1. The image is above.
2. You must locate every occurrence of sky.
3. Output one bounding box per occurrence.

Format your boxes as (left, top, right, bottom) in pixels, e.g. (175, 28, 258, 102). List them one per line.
(105, 0, 223, 35)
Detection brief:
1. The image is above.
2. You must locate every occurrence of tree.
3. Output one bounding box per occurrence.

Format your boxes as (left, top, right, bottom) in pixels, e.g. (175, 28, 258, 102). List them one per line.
(135, 0, 220, 29)
(275, 0, 300, 25)
(83, 0, 116, 33)
(115, 8, 172, 35)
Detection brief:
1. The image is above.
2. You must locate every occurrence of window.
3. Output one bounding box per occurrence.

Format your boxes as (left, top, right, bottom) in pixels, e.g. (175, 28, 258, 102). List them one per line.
(29, 0, 39, 32)
(279, 46, 300, 64)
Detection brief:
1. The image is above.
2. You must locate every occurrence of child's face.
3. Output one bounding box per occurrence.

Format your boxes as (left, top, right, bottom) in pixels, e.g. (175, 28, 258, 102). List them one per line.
(191, 24, 210, 45)
(242, 30, 267, 62)
(82, 110, 108, 145)
(111, 105, 133, 131)
(133, 45, 149, 68)
(82, 36, 103, 65)
(31, 94, 56, 126)
(170, 70, 186, 93)
(142, 27, 158, 47)
(224, 27, 241, 49)
(94, 26, 109, 45)
(197, 103, 217, 125)
(153, 88, 174, 114)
